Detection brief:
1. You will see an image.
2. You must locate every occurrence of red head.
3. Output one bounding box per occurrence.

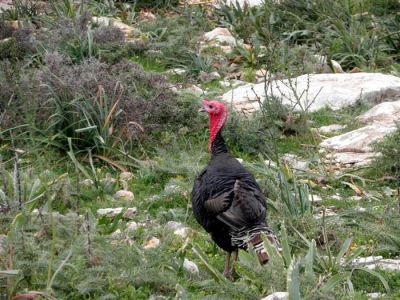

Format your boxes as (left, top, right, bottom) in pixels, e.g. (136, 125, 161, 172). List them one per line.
(200, 100, 228, 153)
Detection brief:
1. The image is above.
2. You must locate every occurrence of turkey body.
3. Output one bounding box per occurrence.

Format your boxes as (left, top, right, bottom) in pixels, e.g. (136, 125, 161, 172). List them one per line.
(192, 132, 268, 253)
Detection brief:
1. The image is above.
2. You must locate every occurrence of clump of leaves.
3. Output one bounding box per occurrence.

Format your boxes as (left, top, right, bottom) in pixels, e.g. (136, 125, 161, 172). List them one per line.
(0, 28, 34, 61)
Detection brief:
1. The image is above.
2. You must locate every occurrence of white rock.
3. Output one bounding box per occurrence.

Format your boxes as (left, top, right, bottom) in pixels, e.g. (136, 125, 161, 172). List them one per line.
(114, 190, 134, 202)
(0, 234, 6, 255)
(331, 195, 342, 200)
(368, 293, 385, 300)
(111, 229, 123, 239)
(126, 221, 139, 232)
(166, 221, 190, 238)
(376, 259, 400, 272)
(357, 100, 400, 125)
(325, 152, 377, 167)
(0, 1, 12, 11)
(236, 158, 244, 163)
(355, 207, 367, 212)
(120, 171, 134, 181)
(264, 160, 278, 168)
(215, 0, 265, 8)
(144, 237, 160, 249)
(185, 85, 204, 95)
(97, 207, 123, 218)
(352, 256, 383, 267)
(202, 27, 236, 46)
(281, 154, 309, 171)
(260, 291, 289, 300)
(350, 196, 363, 201)
(309, 194, 323, 202)
(318, 124, 346, 134)
(81, 179, 94, 186)
(320, 124, 397, 153)
(123, 207, 137, 219)
(183, 258, 199, 275)
(222, 73, 400, 113)
(166, 68, 187, 76)
(92, 17, 137, 38)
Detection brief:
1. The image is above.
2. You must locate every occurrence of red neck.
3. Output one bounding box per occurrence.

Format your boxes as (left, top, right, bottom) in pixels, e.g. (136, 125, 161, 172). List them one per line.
(208, 111, 227, 153)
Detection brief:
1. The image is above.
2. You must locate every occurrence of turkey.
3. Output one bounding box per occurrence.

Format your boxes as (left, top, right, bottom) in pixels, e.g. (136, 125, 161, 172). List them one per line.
(192, 99, 278, 279)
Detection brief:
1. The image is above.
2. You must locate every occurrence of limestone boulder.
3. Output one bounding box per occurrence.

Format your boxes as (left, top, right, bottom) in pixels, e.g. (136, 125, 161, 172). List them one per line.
(222, 73, 400, 113)
(357, 100, 400, 125)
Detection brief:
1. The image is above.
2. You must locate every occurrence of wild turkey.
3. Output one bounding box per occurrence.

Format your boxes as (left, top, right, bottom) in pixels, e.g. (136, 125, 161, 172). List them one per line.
(192, 99, 278, 278)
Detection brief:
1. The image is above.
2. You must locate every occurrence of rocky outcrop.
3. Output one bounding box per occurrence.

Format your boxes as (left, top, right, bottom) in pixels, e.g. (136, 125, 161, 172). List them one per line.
(222, 73, 400, 113)
(320, 100, 400, 167)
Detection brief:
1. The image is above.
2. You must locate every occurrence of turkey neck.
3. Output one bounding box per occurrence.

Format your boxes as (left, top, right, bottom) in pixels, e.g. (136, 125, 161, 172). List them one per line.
(211, 130, 228, 155)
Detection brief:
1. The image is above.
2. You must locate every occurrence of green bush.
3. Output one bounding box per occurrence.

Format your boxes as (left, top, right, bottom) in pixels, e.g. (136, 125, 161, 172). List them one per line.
(372, 125, 400, 176)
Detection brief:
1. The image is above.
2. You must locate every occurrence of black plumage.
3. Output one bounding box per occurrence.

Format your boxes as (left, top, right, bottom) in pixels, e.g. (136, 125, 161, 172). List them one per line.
(192, 101, 277, 277)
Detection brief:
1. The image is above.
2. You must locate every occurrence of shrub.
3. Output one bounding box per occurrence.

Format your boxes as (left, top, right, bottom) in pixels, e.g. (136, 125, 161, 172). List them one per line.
(372, 125, 400, 176)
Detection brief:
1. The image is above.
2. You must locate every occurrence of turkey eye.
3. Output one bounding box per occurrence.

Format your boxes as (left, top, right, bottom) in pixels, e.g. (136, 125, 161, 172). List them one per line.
(209, 105, 213, 109)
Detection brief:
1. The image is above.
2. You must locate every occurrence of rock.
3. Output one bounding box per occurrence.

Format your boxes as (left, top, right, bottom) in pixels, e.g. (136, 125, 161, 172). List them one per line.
(220, 45, 233, 54)
(350, 196, 363, 201)
(97, 207, 123, 218)
(357, 100, 400, 125)
(320, 124, 396, 153)
(264, 160, 278, 168)
(126, 221, 139, 232)
(255, 69, 268, 78)
(324, 152, 377, 167)
(260, 292, 289, 300)
(185, 85, 204, 95)
(166, 221, 190, 238)
(199, 71, 221, 83)
(166, 68, 187, 76)
(318, 124, 346, 134)
(355, 206, 367, 212)
(144, 237, 160, 249)
(236, 158, 243, 163)
(215, 0, 265, 8)
(222, 73, 400, 113)
(309, 194, 323, 202)
(92, 17, 137, 40)
(376, 259, 400, 272)
(111, 229, 123, 239)
(202, 27, 236, 46)
(120, 171, 133, 181)
(80, 179, 94, 186)
(0, 0, 12, 11)
(183, 258, 199, 275)
(331, 195, 342, 200)
(114, 190, 134, 202)
(367, 293, 385, 300)
(139, 10, 157, 22)
(0, 234, 6, 255)
(281, 154, 309, 171)
(314, 208, 337, 219)
(123, 207, 137, 219)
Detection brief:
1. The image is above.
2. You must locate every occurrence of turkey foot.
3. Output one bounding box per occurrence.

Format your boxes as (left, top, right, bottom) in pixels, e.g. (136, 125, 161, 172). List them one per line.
(223, 250, 238, 280)
(223, 252, 233, 280)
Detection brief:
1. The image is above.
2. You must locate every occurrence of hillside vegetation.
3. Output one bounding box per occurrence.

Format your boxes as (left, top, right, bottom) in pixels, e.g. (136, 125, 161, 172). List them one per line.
(0, 0, 400, 299)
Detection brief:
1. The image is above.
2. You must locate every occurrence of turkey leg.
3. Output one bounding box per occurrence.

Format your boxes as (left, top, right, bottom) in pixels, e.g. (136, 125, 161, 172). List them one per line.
(223, 252, 232, 279)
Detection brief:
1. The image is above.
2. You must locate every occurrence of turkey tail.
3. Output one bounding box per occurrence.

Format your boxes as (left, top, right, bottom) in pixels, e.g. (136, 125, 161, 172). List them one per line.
(249, 233, 269, 265)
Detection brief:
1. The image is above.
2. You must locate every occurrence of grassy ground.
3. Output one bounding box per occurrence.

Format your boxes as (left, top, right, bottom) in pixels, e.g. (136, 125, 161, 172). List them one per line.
(1, 0, 400, 299)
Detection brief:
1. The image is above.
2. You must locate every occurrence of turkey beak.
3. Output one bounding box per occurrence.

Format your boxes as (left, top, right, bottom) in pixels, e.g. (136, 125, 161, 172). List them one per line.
(198, 106, 206, 113)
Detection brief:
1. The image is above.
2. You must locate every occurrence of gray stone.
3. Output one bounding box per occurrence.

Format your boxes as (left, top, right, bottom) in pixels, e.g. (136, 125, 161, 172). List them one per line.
(202, 27, 236, 46)
(318, 124, 346, 134)
(320, 124, 397, 153)
(357, 100, 400, 125)
(281, 154, 309, 171)
(222, 73, 400, 113)
(183, 258, 199, 275)
(114, 190, 134, 202)
(260, 292, 289, 300)
(199, 71, 221, 83)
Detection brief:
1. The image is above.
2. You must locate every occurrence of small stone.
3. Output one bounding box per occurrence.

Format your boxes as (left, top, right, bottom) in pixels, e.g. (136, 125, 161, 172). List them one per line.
(120, 172, 133, 181)
(199, 71, 221, 83)
(114, 190, 134, 202)
(111, 229, 123, 239)
(144, 237, 160, 249)
(0, 234, 7, 255)
(123, 207, 137, 220)
(350, 196, 363, 201)
(236, 158, 243, 163)
(97, 207, 123, 218)
(183, 258, 199, 275)
(309, 194, 323, 202)
(185, 85, 204, 95)
(355, 206, 366, 212)
(139, 11, 156, 22)
(166, 68, 187, 76)
(331, 195, 342, 200)
(318, 124, 346, 134)
(81, 179, 94, 186)
(367, 293, 385, 300)
(126, 221, 139, 232)
(255, 69, 268, 78)
(166, 221, 190, 238)
(260, 291, 289, 300)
